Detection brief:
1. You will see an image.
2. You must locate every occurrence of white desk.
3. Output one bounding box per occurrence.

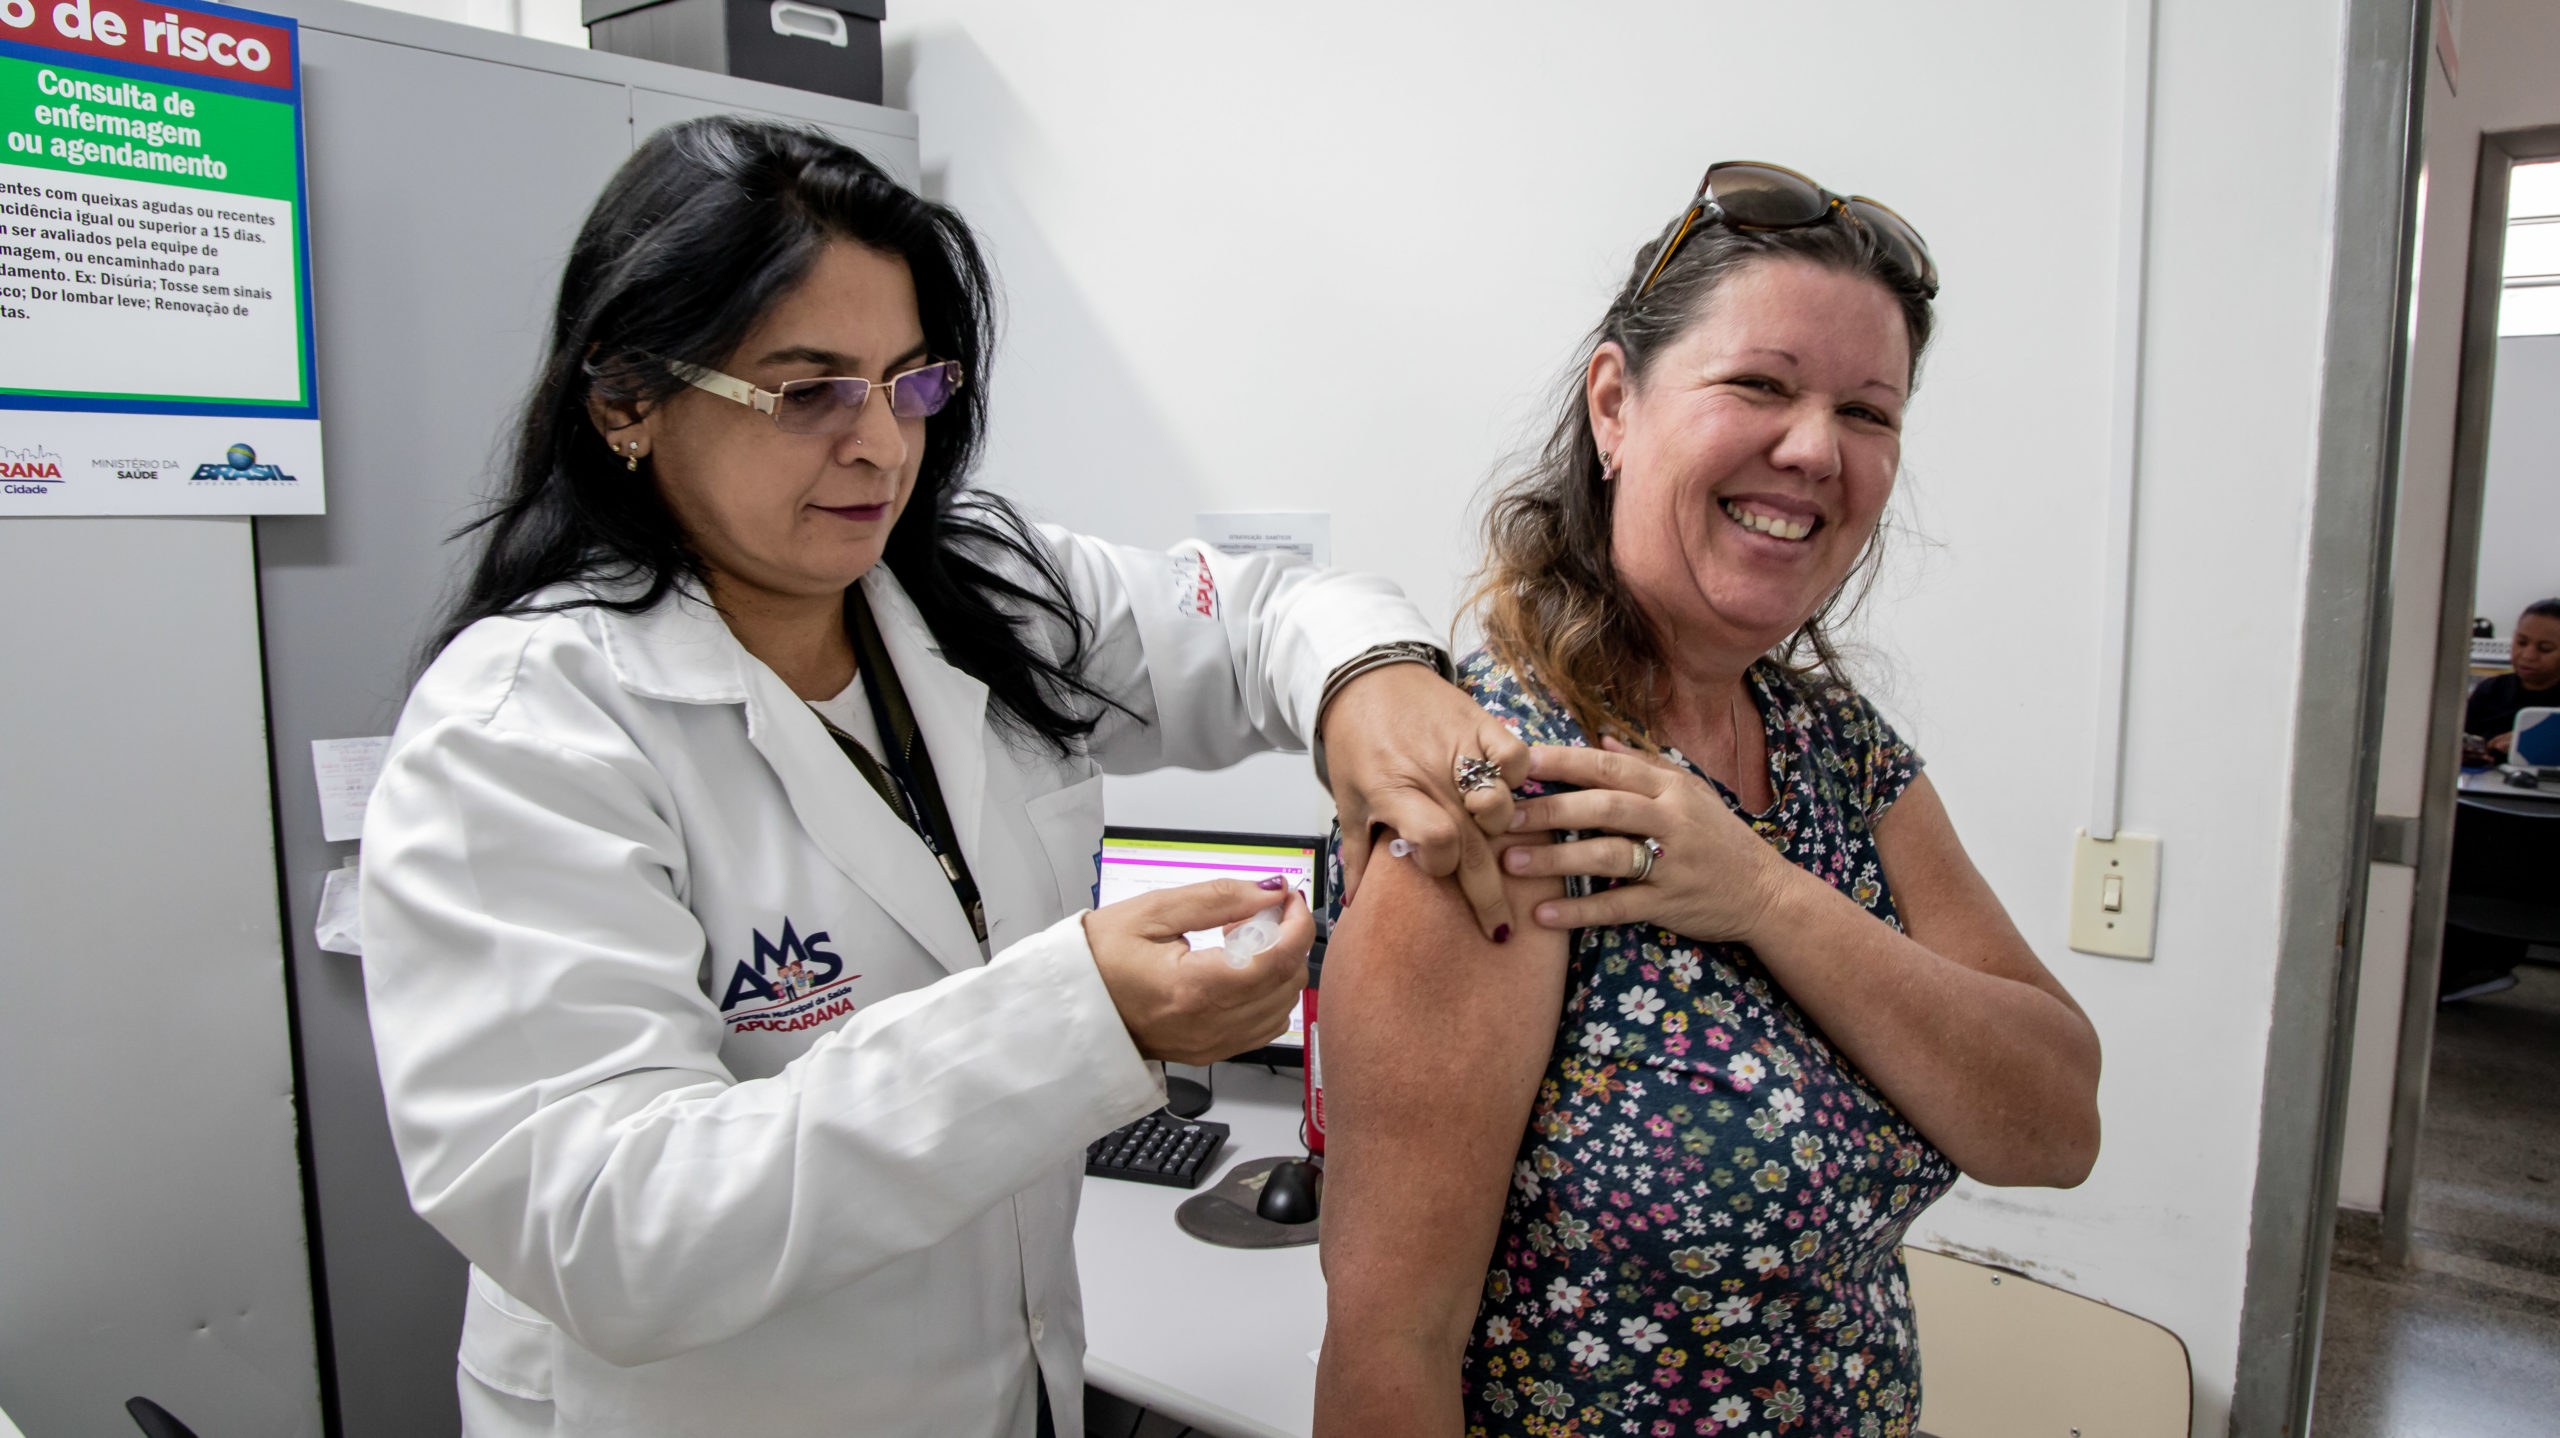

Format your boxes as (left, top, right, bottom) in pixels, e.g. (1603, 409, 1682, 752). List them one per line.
(2457, 766, 2560, 815)
(1076, 1064, 1325, 1438)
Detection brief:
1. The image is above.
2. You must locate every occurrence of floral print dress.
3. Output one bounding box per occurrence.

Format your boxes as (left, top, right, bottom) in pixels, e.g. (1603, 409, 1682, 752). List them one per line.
(1328, 652, 1958, 1438)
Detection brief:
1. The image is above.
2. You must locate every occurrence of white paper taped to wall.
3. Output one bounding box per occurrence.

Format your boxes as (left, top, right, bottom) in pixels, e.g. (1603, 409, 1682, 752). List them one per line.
(315, 858, 363, 957)
(1197, 512, 1331, 567)
(312, 736, 390, 843)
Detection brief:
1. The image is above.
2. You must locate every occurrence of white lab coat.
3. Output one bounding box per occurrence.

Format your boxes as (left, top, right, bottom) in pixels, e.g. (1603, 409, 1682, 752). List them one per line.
(360, 525, 1435, 1438)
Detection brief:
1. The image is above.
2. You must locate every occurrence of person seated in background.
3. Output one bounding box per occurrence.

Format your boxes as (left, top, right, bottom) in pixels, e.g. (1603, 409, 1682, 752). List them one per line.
(2442, 597, 2558, 1003)
(2465, 598, 2560, 766)
(1309, 163, 2101, 1438)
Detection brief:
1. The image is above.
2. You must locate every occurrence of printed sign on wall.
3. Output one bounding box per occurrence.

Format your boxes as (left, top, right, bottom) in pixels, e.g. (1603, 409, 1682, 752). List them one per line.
(0, 0, 320, 514)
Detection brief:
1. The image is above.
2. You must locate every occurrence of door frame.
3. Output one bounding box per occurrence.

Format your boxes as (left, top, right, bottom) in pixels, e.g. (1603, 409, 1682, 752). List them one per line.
(2378, 121, 2560, 1265)
(2227, 0, 2431, 1431)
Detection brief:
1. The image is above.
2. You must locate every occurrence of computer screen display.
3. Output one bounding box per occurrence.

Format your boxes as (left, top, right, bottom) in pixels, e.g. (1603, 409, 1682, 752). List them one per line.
(1098, 826, 1322, 1048)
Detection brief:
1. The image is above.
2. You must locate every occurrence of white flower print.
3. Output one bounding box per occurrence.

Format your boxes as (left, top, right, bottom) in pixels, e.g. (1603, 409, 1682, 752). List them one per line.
(1743, 1245, 1784, 1275)
(1512, 1160, 1541, 1199)
(1565, 1331, 1611, 1366)
(1666, 949, 1703, 985)
(1618, 1316, 1667, 1353)
(1545, 1277, 1586, 1313)
(1845, 1352, 1868, 1381)
(1727, 1053, 1766, 1089)
(1483, 1315, 1517, 1345)
(1847, 1196, 1875, 1228)
(1708, 1395, 1751, 1424)
(1767, 1087, 1805, 1124)
(1580, 1021, 1620, 1054)
(1714, 1294, 1756, 1327)
(1616, 986, 1666, 1025)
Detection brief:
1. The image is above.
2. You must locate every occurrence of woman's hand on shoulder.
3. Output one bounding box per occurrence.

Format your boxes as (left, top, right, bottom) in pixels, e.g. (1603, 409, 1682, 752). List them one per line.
(1321, 664, 1532, 941)
(1500, 739, 1798, 944)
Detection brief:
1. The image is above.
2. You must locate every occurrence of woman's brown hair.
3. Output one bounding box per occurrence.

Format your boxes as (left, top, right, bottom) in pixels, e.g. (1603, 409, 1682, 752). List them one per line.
(1468, 205, 1936, 743)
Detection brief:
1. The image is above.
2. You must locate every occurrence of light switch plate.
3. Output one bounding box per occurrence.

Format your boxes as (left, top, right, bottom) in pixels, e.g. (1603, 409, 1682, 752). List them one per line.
(2069, 829, 2160, 960)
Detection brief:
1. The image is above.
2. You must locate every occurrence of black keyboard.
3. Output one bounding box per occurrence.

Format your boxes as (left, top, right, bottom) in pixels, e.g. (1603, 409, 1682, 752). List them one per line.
(1086, 1110, 1229, 1188)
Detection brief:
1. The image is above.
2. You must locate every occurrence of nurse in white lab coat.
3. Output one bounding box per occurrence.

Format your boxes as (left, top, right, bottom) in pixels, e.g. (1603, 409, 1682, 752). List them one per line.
(360, 118, 1531, 1438)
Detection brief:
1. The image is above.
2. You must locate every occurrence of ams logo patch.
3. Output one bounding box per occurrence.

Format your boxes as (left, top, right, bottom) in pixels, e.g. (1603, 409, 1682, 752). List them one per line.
(719, 918, 862, 1035)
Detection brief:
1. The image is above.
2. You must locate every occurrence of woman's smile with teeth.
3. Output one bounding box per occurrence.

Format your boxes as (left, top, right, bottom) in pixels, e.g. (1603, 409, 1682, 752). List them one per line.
(1721, 499, 1818, 542)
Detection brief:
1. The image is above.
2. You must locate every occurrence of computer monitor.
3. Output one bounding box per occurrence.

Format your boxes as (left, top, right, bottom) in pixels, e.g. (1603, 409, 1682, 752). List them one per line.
(2514, 707, 2560, 769)
(1098, 826, 1323, 1062)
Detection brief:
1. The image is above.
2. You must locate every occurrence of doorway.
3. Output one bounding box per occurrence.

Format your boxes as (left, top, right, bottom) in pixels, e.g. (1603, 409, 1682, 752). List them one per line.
(2312, 139, 2560, 1438)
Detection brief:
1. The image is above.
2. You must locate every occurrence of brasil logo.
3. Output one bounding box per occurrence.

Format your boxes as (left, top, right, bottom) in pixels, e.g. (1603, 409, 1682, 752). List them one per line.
(191, 442, 294, 482)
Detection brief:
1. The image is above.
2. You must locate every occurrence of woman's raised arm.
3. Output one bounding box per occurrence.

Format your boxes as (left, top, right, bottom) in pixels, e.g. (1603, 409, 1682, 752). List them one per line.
(1312, 837, 1568, 1437)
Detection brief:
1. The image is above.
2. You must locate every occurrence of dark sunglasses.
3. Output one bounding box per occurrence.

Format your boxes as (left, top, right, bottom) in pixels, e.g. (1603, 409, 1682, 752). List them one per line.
(667, 357, 965, 434)
(1639, 161, 1939, 300)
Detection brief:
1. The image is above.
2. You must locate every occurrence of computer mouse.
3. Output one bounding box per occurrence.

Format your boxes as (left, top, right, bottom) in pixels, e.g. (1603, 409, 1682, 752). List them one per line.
(1256, 1158, 1321, 1226)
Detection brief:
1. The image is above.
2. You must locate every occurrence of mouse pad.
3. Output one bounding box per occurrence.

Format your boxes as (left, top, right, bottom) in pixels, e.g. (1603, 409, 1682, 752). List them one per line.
(1175, 1155, 1321, 1249)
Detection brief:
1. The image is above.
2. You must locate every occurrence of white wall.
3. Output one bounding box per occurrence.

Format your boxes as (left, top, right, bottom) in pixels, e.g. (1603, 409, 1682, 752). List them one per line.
(342, 0, 585, 47)
(883, 4, 2365, 1432)
(2339, 0, 2560, 1213)
(2473, 334, 2560, 631)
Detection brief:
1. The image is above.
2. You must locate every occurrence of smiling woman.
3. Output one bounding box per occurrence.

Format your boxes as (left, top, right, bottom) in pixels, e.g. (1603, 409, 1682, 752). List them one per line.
(1313, 164, 2101, 1438)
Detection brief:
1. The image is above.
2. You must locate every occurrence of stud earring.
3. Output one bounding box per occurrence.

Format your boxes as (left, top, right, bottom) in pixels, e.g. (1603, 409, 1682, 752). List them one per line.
(1598, 449, 1616, 482)
(624, 439, 641, 472)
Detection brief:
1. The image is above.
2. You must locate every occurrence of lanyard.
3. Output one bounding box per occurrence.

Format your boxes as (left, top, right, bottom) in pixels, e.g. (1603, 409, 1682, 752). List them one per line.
(812, 589, 988, 946)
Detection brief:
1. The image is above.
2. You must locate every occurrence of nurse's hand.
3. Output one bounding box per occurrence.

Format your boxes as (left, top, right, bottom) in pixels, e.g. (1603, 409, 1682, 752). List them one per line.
(1085, 878, 1314, 1067)
(1322, 664, 1529, 942)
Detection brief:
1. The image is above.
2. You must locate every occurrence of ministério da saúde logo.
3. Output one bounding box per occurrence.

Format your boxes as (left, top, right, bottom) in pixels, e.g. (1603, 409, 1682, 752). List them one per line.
(190, 443, 295, 483)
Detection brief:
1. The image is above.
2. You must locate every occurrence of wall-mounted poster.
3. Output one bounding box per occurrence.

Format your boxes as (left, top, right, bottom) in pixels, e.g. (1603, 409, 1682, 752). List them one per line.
(0, 0, 319, 515)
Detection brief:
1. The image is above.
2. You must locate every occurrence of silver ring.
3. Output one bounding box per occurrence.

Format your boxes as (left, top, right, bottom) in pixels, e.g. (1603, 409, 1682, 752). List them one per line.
(1454, 754, 1506, 796)
(1628, 835, 1662, 883)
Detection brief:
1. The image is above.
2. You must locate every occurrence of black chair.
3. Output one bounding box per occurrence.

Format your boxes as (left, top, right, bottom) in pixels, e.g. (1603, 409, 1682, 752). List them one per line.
(2439, 797, 2560, 1000)
(125, 1398, 202, 1438)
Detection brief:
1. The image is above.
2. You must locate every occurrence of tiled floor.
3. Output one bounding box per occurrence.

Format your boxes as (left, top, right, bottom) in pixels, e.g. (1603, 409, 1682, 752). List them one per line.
(2313, 965, 2560, 1438)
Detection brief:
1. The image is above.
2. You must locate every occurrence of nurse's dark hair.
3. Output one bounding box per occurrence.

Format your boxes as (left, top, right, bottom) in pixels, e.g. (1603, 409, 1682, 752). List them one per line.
(1467, 203, 1935, 744)
(430, 116, 1117, 752)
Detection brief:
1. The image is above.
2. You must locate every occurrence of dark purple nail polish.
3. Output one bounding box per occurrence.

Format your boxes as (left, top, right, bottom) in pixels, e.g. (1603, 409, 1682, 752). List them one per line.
(1257, 875, 1287, 890)
(1493, 924, 1512, 944)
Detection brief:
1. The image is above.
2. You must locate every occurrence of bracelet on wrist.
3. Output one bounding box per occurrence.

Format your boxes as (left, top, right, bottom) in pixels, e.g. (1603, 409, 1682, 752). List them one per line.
(1311, 641, 1455, 789)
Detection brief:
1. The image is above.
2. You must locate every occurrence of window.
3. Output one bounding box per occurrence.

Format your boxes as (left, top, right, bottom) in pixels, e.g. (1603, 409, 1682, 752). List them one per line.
(2498, 160, 2560, 337)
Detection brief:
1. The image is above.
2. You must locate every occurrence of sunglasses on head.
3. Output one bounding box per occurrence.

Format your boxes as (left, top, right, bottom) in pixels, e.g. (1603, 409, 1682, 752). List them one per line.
(664, 356, 965, 434)
(1638, 161, 1938, 300)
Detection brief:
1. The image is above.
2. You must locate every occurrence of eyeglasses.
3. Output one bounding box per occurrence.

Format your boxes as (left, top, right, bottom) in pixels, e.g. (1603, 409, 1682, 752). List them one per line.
(1638, 161, 1938, 300)
(666, 357, 965, 434)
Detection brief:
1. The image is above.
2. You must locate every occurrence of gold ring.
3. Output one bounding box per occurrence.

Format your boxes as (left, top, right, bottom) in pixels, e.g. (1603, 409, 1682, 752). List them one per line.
(1629, 836, 1662, 883)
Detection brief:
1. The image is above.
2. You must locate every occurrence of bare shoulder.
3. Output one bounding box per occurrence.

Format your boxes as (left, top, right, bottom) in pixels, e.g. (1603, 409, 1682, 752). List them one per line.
(1329, 833, 1569, 991)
